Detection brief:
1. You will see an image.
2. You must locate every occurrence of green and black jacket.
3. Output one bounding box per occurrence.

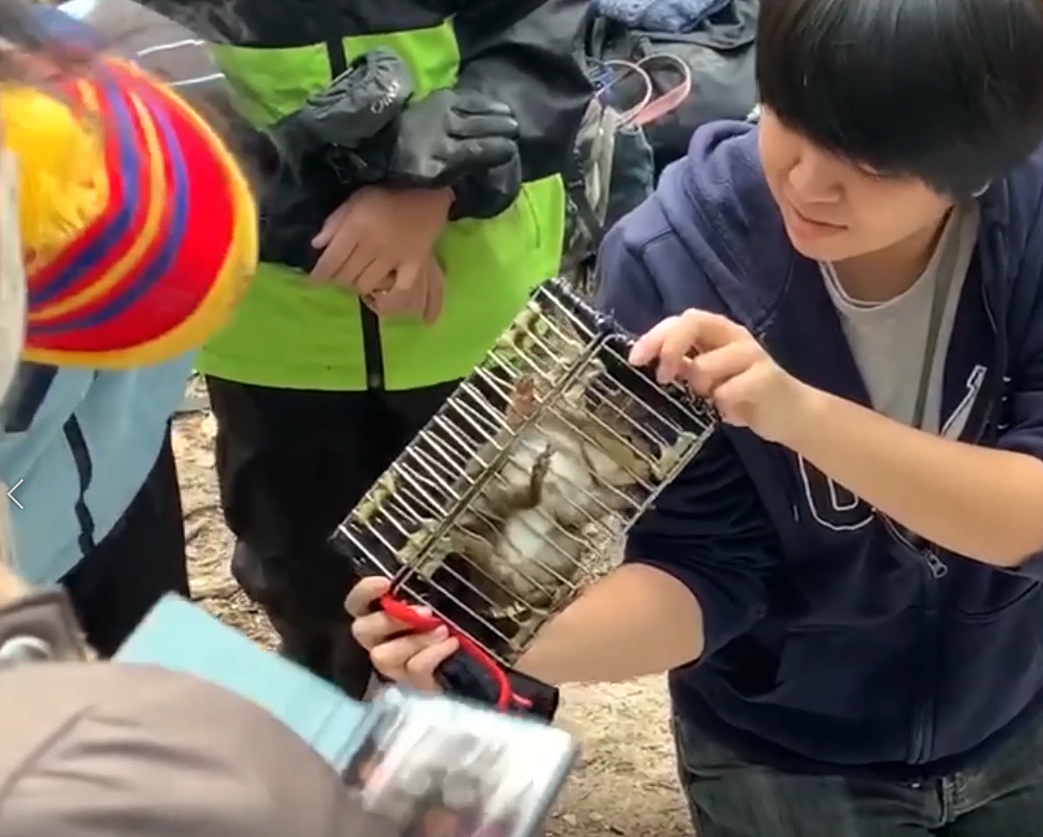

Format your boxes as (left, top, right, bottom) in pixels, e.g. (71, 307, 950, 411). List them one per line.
(148, 0, 592, 391)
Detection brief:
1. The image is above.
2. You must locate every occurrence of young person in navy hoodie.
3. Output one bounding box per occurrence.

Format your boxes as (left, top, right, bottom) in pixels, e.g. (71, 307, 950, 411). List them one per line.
(349, 0, 1043, 833)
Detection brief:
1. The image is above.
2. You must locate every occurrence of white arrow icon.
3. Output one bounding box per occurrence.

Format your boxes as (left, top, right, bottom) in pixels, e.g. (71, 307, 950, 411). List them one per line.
(6, 479, 23, 510)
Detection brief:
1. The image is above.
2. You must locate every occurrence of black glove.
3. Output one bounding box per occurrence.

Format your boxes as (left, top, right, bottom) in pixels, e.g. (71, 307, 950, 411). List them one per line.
(271, 48, 414, 169)
(258, 49, 414, 271)
(257, 161, 344, 272)
(448, 156, 522, 220)
(380, 88, 520, 189)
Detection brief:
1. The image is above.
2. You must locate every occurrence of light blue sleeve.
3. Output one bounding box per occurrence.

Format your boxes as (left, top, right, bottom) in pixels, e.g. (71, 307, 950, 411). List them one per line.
(0, 355, 194, 585)
(117, 594, 375, 769)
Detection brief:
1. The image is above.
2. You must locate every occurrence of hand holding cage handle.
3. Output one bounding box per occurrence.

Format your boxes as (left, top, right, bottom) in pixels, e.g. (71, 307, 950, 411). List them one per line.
(378, 595, 560, 721)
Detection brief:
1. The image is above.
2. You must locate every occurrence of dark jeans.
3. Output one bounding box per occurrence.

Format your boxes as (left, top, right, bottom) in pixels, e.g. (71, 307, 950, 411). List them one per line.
(205, 376, 458, 699)
(674, 711, 1043, 837)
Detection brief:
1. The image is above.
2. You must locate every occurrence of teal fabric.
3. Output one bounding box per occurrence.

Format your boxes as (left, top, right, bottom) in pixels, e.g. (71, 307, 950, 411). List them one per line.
(116, 594, 372, 769)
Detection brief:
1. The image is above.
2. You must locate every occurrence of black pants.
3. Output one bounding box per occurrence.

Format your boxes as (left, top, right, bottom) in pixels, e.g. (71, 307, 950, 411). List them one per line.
(206, 376, 458, 698)
(61, 429, 189, 658)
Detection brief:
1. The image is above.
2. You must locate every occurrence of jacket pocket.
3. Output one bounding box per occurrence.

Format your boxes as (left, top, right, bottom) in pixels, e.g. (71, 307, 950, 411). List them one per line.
(933, 596, 1043, 758)
(771, 612, 922, 719)
(947, 556, 1040, 620)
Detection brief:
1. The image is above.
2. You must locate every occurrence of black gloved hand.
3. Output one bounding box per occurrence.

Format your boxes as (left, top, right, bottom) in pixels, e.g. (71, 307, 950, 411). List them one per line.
(380, 88, 520, 189)
(272, 48, 414, 166)
(449, 156, 522, 220)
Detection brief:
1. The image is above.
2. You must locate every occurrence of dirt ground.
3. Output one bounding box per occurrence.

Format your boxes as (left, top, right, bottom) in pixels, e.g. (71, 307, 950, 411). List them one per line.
(171, 391, 692, 837)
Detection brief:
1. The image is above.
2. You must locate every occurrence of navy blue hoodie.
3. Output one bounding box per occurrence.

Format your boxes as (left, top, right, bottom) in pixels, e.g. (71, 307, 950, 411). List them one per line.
(596, 120, 1043, 780)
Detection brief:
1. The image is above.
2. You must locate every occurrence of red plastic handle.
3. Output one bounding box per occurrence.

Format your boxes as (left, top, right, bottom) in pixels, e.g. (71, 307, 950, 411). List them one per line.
(379, 594, 531, 711)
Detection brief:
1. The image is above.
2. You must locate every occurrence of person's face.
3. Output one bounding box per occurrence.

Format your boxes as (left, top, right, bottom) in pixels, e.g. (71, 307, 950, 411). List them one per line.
(757, 107, 952, 263)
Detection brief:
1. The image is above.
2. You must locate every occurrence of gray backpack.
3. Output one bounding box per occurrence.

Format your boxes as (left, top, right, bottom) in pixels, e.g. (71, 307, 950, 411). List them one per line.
(562, 51, 691, 292)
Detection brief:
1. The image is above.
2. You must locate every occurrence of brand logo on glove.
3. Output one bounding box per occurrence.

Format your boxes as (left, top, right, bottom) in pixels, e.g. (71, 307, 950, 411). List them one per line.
(371, 79, 402, 115)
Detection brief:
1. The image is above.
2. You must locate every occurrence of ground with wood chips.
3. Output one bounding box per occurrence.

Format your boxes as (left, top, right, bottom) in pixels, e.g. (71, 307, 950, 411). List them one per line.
(173, 388, 691, 837)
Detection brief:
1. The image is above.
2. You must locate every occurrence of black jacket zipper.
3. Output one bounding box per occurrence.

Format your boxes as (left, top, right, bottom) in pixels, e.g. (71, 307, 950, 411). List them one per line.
(323, 38, 386, 391)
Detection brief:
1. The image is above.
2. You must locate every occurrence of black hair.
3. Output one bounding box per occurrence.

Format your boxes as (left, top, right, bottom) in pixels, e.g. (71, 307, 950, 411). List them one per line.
(756, 0, 1043, 197)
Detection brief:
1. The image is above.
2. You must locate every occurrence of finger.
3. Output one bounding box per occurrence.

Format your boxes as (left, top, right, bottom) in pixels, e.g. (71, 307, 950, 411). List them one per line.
(708, 368, 762, 428)
(452, 95, 513, 117)
(451, 137, 517, 172)
(628, 316, 676, 369)
(334, 247, 380, 291)
(423, 261, 445, 324)
(682, 310, 749, 350)
(426, 257, 445, 285)
(402, 637, 460, 692)
(362, 292, 383, 316)
(636, 315, 697, 384)
(311, 200, 354, 249)
(687, 341, 762, 396)
(390, 260, 423, 294)
(351, 610, 420, 649)
(398, 285, 428, 319)
(450, 113, 520, 140)
(345, 575, 391, 618)
(367, 292, 415, 321)
(353, 258, 396, 295)
(310, 229, 361, 284)
(369, 627, 458, 685)
(350, 601, 440, 647)
(631, 310, 748, 384)
(657, 310, 727, 383)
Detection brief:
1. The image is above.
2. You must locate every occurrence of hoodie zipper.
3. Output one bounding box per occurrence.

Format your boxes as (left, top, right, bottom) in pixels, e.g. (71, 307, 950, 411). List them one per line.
(880, 515, 943, 765)
(898, 277, 1004, 765)
(323, 38, 386, 391)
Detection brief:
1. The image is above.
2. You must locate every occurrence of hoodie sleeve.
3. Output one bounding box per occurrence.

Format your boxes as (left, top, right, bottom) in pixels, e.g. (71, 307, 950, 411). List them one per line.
(999, 215, 1043, 467)
(593, 223, 777, 659)
(452, 0, 592, 186)
(997, 197, 1043, 579)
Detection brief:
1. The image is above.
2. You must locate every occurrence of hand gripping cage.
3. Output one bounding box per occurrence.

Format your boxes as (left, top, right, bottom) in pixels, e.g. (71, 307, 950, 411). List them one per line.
(332, 279, 717, 719)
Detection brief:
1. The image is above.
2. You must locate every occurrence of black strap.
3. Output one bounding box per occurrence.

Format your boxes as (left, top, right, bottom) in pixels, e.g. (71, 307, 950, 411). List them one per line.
(325, 38, 386, 390)
(910, 211, 965, 431)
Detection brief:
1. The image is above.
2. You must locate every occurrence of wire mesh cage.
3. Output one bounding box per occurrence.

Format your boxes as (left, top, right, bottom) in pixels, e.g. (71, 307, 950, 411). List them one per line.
(332, 278, 717, 716)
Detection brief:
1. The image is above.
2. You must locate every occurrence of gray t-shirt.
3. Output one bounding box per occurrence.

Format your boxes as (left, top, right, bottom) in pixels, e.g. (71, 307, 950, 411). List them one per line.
(820, 205, 980, 435)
